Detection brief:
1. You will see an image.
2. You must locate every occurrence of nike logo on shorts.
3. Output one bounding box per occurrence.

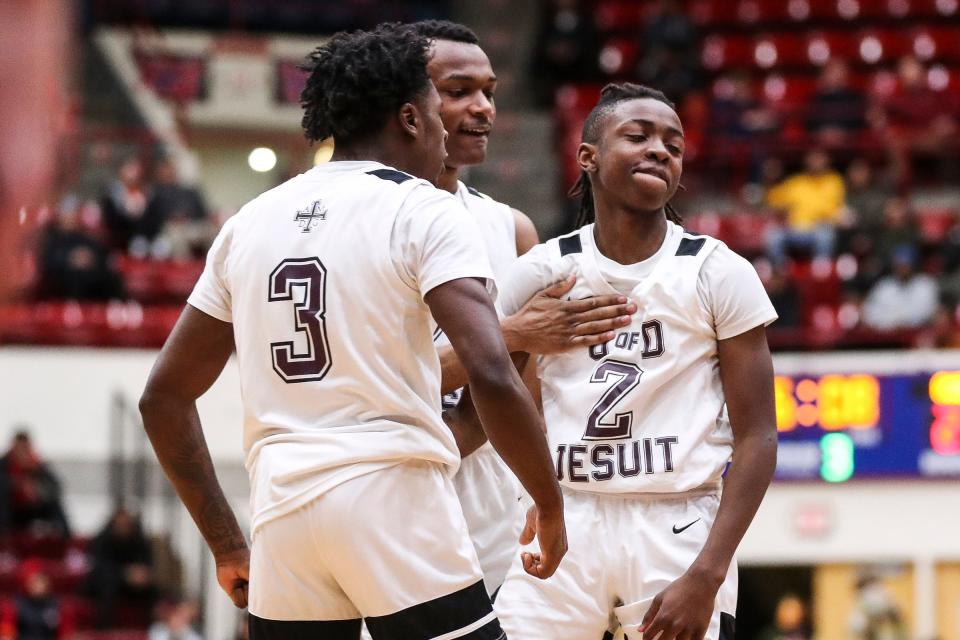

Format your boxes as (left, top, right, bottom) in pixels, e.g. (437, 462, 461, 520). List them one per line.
(672, 517, 701, 534)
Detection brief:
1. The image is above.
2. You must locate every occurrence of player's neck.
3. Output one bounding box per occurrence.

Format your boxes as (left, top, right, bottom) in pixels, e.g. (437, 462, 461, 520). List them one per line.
(435, 163, 462, 194)
(330, 145, 415, 177)
(592, 201, 668, 265)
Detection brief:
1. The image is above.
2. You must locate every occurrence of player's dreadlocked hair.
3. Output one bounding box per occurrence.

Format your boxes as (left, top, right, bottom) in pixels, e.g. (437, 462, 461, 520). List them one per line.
(569, 83, 683, 229)
(412, 19, 480, 45)
(300, 24, 433, 145)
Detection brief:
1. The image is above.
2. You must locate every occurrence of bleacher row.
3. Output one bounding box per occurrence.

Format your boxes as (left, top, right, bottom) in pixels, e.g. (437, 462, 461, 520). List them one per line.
(553, 0, 960, 185)
(0, 533, 148, 640)
(1, 203, 956, 350)
(597, 0, 960, 31)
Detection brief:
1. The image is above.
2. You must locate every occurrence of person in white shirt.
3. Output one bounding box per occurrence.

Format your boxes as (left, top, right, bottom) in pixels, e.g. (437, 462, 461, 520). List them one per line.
(491, 83, 779, 640)
(862, 244, 939, 331)
(410, 19, 637, 600)
(138, 24, 566, 640)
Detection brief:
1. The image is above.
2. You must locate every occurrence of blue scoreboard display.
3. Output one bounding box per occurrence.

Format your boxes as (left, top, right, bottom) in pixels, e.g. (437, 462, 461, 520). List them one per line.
(772, 358, 960, 482)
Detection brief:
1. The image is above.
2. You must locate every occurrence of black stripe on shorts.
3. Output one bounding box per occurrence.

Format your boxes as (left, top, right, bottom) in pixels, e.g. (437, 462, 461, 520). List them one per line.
(249, 614, 361, 640)
(365, 579, 502, 640)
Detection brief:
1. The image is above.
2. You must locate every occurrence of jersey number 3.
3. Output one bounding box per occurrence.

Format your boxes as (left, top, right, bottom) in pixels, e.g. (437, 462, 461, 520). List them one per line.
(268, 258, 332, 383)
(583, 360, 643, 440)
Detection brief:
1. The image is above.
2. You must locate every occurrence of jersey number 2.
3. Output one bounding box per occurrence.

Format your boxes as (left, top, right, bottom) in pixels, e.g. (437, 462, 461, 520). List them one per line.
(583, 360, 643, 440)
(268, 258, 332, 383)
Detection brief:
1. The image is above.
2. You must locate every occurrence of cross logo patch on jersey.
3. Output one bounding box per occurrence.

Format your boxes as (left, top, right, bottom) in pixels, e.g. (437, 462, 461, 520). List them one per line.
(294, 200, 326, 233)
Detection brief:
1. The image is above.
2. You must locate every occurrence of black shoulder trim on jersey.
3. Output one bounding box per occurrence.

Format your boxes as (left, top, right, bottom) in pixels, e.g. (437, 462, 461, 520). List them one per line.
(559, 233, 583, 256)
(682, 228, 703, 237)
(466, 185, 483, 198)
(367, 168, 414, 184)
(719, 612, 736, 640)
(676, 236, 706, 256)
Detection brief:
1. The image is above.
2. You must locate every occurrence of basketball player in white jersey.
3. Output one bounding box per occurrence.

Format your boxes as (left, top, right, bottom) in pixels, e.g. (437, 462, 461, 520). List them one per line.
(492, 83, 779, 640)
(410, 20, 638, 599)
(139, 25, 567, 640)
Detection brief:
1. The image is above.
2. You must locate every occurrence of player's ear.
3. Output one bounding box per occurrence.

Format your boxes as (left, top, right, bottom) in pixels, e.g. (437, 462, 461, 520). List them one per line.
(577, 142, 598, 174)
(398, 103, 420, 138)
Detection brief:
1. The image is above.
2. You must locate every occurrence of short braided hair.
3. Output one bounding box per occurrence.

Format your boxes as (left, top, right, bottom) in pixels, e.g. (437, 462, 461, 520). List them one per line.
(300, 23, 433, 145)
(569, 83, 683, 228)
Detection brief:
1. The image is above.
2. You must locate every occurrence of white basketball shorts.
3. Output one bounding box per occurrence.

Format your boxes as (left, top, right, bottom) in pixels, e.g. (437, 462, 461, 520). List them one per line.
(494, 489, 737, 640)
(453, 443, 525, 596)
(248, 460, 503, 639)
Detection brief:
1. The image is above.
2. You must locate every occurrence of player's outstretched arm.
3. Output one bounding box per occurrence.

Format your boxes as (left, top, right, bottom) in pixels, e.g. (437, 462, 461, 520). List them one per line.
(640, 325, 777, 640)
(139, 305, 249, 609)
(437, 277, 635, 394)
(426, 277, 567, 579)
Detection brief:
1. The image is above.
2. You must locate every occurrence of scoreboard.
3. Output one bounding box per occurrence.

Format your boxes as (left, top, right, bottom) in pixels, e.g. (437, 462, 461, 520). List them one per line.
(772, 352, 960, 482)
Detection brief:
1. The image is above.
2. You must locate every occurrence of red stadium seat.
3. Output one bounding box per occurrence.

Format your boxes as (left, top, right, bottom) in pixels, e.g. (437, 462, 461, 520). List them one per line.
(686, 213, 772, 256)
(555, 84, 603, 116)
(755, 33, 809, 69)
(855, 30, 895, 66)
(803, 0, 848, 21)
(722, 213, 773, 255)
(736, 0, 791, 24)
(806, 31, 860, 66)
(701, 35, 754, 70)
(594, 0, 645, 32)
(60, 596, 97, 631)
(917, 209, 957, 242)
(688, 0, 741, 27)
(762, 73, 817, 106)
(116, 257, 204, 303)
(598, 38, 640, 76)
(921, 26, 960, 63)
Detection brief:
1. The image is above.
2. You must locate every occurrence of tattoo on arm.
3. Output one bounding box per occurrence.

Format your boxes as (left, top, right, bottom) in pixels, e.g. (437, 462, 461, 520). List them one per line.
(144, 400, 246, 558)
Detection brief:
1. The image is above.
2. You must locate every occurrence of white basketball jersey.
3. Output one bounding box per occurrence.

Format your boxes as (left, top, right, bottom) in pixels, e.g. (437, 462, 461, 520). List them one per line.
(187, 160, 494, 532)
(455, 181, 517, 287)
(498, 221, 777, 495)
(436, 182, 518, 409)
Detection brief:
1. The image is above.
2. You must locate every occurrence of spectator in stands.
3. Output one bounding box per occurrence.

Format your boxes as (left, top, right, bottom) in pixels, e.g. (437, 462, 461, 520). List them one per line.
(917, 305, 960, 349)
(758, 593, 810, 640)
(939, 213, 960, 306)
(805, 58, 867, 146)
(76, 141, 117, 202)
(872, 197, 921, 268)
(148, 597, 202, 640)
(862, 245, 939, 331)
(843, 159, 891, 233)
(147, 159, 216, 260)
(839, 158, 893, 256)
(708, 70, 780, 180)
(845, 197, 921, 297)
(846, 196, 920, 298)
(85, 507, 156, 629)
(875, 54, 960, 186)
(848, 573, 908, 640)
(637, 0, 700, 102)
(38, 196, 125, 301)
(102, 156, 164, 252)
(146, 159, 206, 224)
(709, 70, 780, 140)
(765, 148, 845, 265)
(0, 430, 71, 538)
(0, 559, 74, 640)
(529, 0, 601, 107)
(765, 266, 800, 328)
